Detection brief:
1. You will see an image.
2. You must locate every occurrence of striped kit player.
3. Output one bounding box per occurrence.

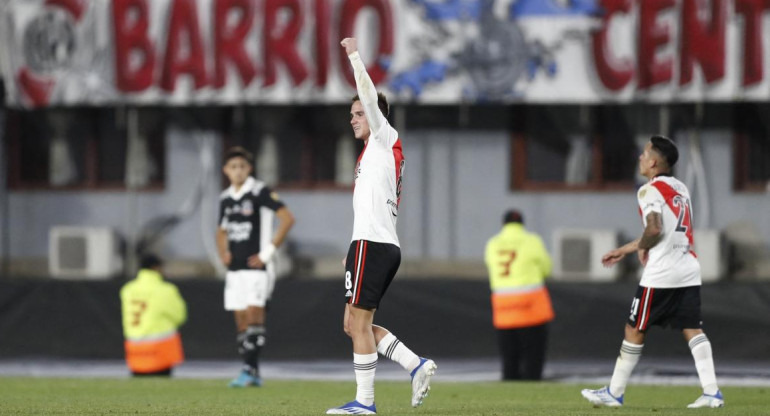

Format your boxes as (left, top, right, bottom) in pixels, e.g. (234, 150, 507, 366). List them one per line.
(628, 174, 702, 332)
(216, 147, 295, 389)
(582, 136, 723, 409)
(326, 38, 436, 416)
(343, 65, 405, 309)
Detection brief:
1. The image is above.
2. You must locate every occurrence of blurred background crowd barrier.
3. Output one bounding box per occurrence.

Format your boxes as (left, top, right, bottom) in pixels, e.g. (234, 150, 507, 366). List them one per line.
(1, 278, 768, 362)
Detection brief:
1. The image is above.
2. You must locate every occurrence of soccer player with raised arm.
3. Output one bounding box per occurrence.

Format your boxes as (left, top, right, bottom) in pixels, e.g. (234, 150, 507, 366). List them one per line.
(581, 135, 723, 409)
(326, 38, 436, 415)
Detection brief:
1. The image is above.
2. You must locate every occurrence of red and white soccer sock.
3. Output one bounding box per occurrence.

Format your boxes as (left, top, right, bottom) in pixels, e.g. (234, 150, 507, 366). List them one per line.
(354, 352, 377, 406)
(376, 332, 421, 373)
(689, 334, 719, 395)
(609, 340, 644, 397)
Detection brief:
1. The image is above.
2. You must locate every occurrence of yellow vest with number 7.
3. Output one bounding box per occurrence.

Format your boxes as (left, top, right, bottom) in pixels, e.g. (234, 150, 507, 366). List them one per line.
(485, 223, 554, 329)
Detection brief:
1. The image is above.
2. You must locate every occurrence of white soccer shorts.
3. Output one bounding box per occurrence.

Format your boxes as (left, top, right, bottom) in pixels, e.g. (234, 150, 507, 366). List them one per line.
(224, 269, 272, 310)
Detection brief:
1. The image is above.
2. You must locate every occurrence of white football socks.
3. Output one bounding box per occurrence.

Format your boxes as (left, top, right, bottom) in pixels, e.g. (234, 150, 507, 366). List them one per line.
(353, 352, 377, 406)
(377, 332, 421, 373)
(609, 340, 644, 397)
(689, 334, 719, 395)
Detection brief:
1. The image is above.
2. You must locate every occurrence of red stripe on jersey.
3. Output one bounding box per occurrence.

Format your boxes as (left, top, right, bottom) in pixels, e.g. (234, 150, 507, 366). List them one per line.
(649, 181, 694, 246)
(393, 139, 404, 208)
(354, 241, 368, 304)
(356, 143, 367, 166)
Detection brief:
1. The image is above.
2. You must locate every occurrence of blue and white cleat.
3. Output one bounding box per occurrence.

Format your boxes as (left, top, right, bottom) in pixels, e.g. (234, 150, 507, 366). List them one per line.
(687, 390, 724, 408)
(228, 370, 262, 387)
(581, 386, 624, 407)
(410, 357, 437, 407)
(325, 400, 377, 414)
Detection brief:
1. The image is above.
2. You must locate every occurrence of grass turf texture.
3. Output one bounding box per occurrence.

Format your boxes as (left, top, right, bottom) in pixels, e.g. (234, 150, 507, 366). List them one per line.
(0, 377, 766, 415)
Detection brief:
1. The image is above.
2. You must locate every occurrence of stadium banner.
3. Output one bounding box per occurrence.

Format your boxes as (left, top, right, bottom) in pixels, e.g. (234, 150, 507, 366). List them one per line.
(1, 0, 770, 108)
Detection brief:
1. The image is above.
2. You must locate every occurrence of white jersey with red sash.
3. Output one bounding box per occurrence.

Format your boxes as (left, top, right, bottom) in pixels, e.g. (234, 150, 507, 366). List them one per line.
(637, 175, 701, 288)
(352, 128, 403, 247)
(348, 51, 404, 247)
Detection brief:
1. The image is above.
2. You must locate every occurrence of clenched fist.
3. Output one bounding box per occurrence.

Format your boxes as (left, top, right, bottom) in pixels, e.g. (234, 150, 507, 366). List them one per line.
(340, 37, 357, 55)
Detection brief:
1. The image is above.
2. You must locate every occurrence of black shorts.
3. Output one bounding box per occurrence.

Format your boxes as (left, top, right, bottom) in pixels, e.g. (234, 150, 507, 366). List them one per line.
(628, 285, 702, 332)
(344, 240, 401, 309)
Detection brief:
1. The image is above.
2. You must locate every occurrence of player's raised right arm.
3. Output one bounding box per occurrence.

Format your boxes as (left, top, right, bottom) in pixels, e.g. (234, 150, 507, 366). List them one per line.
(341, 37, 385, 136)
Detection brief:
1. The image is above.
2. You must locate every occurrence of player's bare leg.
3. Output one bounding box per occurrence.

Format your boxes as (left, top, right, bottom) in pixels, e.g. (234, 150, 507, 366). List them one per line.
(327, 305, 378, 414)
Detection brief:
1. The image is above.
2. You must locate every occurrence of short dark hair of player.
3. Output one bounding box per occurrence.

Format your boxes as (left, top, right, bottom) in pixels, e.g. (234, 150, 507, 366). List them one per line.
(503, 209, 524, 225)
(140, 254, 163, 270)
(224, 146, 254, 166)
(352, 92, 389, 118)
(650, 135, 679, 170)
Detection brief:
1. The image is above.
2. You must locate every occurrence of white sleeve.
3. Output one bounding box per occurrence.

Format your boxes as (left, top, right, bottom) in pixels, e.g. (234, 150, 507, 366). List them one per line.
(348, 51, 387, 140)
(638, 185, 664, 218)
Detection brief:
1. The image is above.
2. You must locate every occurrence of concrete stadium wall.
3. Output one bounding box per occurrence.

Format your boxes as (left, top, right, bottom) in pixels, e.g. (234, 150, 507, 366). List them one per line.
(1, 279, 766, 362)
(5, 126, 770, 270)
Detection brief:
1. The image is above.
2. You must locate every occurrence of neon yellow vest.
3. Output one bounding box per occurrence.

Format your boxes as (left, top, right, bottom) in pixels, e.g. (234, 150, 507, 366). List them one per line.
(485, 224, 554, 328)
(120, 269, 186, 340)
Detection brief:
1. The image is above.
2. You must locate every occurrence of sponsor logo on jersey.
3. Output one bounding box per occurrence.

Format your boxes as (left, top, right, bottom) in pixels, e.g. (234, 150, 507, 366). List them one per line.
(387, 199, 398, 217)
(241, 200, 254, 216)
(270, 192, 280, 201)
(345, 290, 353, 298)
(227, 221, 253, 242)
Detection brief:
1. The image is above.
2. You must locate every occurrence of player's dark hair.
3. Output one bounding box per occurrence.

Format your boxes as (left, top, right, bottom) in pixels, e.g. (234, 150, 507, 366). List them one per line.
(352, 92, 389, 118)
(140, 254, 163, 270)
(224, 146, 254, 166)
(650, 135, 679, 170)
(503, 209, 524, 225)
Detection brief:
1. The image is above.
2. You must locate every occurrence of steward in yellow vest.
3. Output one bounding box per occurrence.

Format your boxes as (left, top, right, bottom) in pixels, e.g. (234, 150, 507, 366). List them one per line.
(484, 210, 554, 380)
(120, 255, 186, 376)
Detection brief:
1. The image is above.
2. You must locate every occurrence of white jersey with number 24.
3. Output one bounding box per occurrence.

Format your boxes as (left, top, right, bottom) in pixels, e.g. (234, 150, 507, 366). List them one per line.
(637, 175, 701, 288)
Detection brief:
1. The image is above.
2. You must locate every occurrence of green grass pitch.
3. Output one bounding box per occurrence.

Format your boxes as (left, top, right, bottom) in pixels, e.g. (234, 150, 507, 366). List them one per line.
(0, 377, 766, 415)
